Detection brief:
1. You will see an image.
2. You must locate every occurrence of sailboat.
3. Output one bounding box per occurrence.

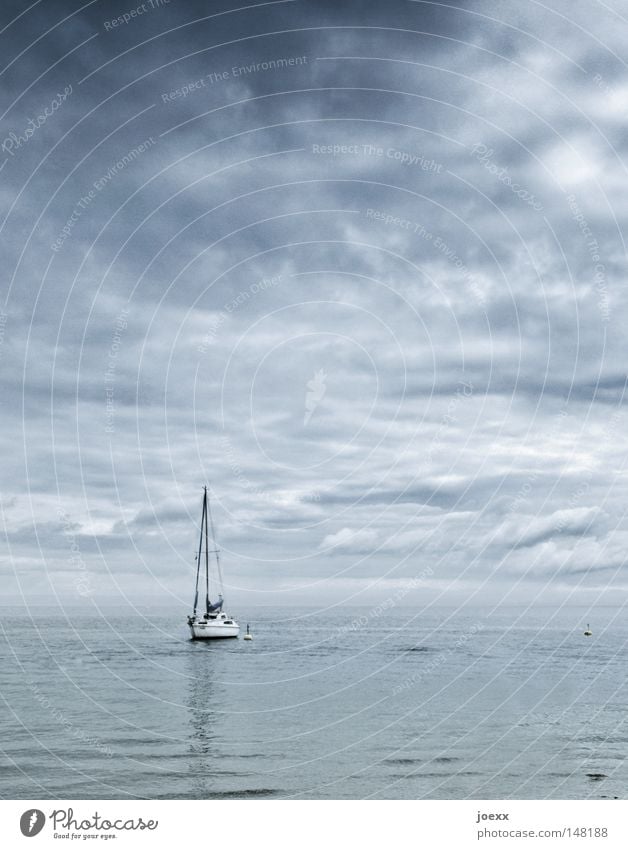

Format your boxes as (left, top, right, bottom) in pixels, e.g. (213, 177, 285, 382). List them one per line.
(187, 487, 240, 639)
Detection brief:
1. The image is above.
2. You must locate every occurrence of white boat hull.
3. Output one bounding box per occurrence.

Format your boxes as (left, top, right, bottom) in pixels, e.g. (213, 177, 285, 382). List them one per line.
(189, 620, 239, 639)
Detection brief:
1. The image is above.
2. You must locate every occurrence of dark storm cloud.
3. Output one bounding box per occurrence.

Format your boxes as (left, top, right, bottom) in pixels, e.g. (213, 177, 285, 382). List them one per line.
(2, 0, 628, 605)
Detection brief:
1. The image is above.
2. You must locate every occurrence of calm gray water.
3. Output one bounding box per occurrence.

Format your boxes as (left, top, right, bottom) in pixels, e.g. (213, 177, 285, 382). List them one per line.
(1, 605, 627, 799)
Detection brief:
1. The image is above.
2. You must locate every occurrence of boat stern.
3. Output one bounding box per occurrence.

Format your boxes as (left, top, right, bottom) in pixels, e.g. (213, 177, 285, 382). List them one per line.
(188, 614, 240, 639)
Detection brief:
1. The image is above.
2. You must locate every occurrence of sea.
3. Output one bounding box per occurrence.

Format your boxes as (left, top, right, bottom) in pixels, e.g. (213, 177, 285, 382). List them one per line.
(1, 604, 627, 800)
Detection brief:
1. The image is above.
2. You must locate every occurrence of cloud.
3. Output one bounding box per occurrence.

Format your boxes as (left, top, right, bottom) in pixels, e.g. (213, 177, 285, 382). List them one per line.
(491, 507, 603, 550)
(319, 527, 379, 552)
(3, 0, 628, 605)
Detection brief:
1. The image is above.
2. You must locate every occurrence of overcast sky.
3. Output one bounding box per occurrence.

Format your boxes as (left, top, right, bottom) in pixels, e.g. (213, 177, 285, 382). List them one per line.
(2, 0, 628, 610)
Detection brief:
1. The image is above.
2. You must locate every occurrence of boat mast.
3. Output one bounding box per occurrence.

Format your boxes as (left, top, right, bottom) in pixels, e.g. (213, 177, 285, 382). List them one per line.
(193, 488, 204, 616)
(204, 486, 210, 615)
(206, 487, 225, 600)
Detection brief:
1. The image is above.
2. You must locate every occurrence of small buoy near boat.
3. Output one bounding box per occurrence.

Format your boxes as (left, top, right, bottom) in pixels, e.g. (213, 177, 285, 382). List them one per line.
(584, 623, 592, 636)
(243, 624, 253, 641)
